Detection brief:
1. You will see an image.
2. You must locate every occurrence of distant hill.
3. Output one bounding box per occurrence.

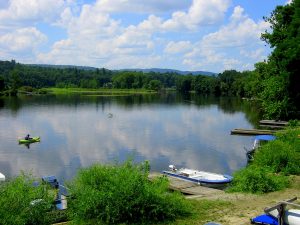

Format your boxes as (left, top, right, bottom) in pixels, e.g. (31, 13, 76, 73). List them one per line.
(26, 64, 216, 76)
(118, 68, 216, 76)
(27, 64, 99, 71)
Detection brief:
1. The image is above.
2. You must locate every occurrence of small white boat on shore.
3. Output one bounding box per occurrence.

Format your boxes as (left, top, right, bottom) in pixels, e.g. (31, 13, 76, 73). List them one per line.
(0, 172, 5, 181)
(162, 165, 232, 188)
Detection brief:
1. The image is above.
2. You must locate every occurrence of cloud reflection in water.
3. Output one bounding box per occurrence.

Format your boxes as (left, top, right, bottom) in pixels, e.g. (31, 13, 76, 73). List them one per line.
(0, 95, 255, 180)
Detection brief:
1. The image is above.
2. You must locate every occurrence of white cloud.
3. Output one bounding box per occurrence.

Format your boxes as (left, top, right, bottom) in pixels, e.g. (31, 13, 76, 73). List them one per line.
(182, 6, 270, 71)
(0, 0, 272, 72)
(164, 41, 192, 54)
(94, 0, 191, 13)
(0, 0, 67, 24)
(240, 48, 265, 60)
(201, 6, 269, 48)
(162, 0, 231, 30)
(0, 27, 47, 53)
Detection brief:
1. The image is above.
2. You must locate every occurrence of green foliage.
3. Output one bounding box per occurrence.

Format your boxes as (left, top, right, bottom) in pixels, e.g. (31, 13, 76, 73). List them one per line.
(254, 140, 300, 175)
(67, 160, 192, 224)
(148, 79, 163, 91)
(0, 173, 55, 225)
(288, 119, 299, 127)
(218, 70, 243, 96)
(19, 86, 36, 93)
(229, 128, 300, 194)
(260, 73, 289, 119)
(9, 69, 22, 95)
(0, 76, 5, 91)
(194, 75, 219, 95)
(259, 0, 300, 119)
(176, 76, 194, 93)
(228, 165, 290, 194)
(275, 128, 300, 152)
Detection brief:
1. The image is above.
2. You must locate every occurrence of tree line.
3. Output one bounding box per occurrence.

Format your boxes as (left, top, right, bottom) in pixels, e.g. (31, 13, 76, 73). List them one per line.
(0, 60, 254, 95)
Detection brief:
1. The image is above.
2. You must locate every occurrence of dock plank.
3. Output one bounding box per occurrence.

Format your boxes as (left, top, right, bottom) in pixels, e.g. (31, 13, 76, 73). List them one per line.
(259, 120, 288, 126)
(231, 128, 275, 135)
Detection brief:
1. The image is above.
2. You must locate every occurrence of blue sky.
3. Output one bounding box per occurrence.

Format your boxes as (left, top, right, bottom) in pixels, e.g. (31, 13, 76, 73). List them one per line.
(0, 0, 289, 72)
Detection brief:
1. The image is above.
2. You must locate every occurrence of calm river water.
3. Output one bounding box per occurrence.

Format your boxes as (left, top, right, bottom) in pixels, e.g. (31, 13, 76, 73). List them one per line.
(0, 93, 260, 182)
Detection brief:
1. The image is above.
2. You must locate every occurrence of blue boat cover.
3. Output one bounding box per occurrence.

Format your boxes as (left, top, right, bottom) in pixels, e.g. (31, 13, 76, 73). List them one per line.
(254, 135, 276, 141)
(251, 214, 278, 225)
(42, 175, 59, 188)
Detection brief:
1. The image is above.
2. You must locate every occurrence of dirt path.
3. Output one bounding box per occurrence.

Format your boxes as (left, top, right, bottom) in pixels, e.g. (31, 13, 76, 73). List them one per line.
(194, 176, 300, 225)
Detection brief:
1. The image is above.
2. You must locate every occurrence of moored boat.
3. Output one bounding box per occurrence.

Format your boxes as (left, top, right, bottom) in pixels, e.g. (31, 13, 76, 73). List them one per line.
(245, 135, 276, 161)
(0, 172, 5, 181)
(18, 136, 40, 144)
(162, 165, 233, 188)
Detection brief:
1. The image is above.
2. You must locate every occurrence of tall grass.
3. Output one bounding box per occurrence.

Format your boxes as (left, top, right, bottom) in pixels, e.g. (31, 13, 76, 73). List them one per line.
(254, 140, 300, 175)
(67, 160, 192, 224)
(0, 173, 55, 225)
(228, 165, 290, 194)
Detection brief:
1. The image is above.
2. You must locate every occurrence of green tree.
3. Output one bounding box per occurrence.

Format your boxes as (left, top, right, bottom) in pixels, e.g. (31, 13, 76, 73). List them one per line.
(194, 75, 218, 95)
(9, 69, 22, 95)
(0, 76, 5, 91)
(176, 76, 193, 93)
(260, 0, 300, 118)
(148, 79, 162, 91)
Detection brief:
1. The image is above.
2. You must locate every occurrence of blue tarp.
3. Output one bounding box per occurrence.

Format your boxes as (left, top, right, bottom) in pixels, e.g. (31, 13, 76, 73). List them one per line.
(251, 214, 278, 225)
(254, 135, 276, 141)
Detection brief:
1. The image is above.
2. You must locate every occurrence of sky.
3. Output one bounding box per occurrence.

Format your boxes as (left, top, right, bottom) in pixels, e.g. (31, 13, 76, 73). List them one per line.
(0, 0, 290, 73)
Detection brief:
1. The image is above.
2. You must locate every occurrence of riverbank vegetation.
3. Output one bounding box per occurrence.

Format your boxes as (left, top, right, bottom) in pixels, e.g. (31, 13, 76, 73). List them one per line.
(0, 161, 193, 225)
(228, 127, 300, 194)
(67, 160, 192, 224)
(0, 173, 57, 224)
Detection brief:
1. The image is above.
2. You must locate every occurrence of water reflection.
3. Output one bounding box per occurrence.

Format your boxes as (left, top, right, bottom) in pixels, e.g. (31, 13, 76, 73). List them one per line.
(0, 94, 260, 181)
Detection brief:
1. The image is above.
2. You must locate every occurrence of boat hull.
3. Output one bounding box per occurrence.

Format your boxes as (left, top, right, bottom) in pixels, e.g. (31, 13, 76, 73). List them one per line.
(0, 172, 5, 181)
(268, 209, 300, 225)
(19, 137, 40, 144)
(162, 170, 232, 188)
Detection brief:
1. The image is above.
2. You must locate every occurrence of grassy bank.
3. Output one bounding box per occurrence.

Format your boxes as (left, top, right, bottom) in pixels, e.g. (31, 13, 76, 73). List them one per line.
(45, 87, 157, 95)
(228, 127, 300, 194)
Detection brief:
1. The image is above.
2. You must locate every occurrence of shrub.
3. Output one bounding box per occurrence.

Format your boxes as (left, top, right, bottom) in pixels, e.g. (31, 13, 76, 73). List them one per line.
(19, 86, 35, 92)
(0, 173, 55, 225)
(227, 165, 290, 194)
(254, 140, 300, 175)
(67, 160, 192, 224)
(276, 128, 300, 150)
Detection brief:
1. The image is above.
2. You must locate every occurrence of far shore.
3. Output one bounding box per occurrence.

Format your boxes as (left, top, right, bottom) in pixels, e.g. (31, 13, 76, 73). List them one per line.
(45, 87, 159, 95)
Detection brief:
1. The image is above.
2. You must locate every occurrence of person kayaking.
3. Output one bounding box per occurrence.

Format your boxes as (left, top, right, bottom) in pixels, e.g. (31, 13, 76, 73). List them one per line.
(25, 134, 32, 140)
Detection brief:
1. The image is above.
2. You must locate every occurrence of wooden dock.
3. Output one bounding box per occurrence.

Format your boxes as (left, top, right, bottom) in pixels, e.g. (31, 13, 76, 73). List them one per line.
(259, 120, 288, 126)
(231, 128, 275, 135)
(148, 173, 224, 198)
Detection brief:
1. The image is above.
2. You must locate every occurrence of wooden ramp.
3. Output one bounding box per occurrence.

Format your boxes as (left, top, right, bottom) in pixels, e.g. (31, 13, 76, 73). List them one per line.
(149, 173, 224, 198)
(231, 128, 275, 135)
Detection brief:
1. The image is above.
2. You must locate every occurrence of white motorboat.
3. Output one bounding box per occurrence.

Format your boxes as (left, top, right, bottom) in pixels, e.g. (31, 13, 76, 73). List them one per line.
(162, 165, 232, 188)
(0, 172, 5, 181)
